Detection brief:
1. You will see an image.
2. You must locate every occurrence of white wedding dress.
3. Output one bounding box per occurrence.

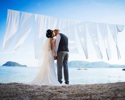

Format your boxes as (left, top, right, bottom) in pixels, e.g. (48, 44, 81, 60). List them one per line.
(31, 39, 60, 86)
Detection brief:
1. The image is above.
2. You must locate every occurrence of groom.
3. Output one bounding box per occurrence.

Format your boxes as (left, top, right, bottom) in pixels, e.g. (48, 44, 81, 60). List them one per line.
(46, 29, 69, 85)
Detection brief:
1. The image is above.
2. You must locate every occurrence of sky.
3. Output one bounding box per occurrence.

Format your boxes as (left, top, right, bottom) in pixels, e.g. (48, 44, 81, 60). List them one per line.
(0, 0, 125, 66)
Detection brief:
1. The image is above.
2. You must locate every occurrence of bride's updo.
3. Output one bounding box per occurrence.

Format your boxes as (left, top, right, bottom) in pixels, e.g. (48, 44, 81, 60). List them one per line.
(46, 29, 53, 38)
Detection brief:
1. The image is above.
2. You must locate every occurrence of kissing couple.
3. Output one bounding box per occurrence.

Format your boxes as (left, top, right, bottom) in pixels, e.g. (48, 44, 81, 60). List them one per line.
(31, 29, 69, 85)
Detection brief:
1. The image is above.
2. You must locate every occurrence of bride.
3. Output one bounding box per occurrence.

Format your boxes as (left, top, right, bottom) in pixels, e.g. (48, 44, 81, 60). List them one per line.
(31, 31, 60, 86)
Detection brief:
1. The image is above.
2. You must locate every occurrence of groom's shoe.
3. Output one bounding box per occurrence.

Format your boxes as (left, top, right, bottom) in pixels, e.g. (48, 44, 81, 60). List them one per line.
(65, 81, 69, 85)
(59, 80, 63, 84)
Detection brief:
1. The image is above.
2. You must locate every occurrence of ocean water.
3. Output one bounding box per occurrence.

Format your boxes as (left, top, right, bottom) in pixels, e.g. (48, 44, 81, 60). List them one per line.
(0, 66, 125, 84)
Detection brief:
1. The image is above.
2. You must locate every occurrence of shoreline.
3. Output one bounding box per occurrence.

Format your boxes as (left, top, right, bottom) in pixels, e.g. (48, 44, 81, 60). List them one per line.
(0, 82, 125, 99)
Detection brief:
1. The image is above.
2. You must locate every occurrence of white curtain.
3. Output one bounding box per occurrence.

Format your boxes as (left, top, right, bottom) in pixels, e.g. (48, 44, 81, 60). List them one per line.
(13, 12, 34, 52)
(34, 14, 47, 58)
(63, 26, 79, 54)
(116, 25, 124, 32)
(74, 25, 86, 59)
(87, 22, 103, 59)
(98, 23, 111, 60)
(3, 9, 20, 50)
(58, 18, 67, 29)
(3, 9, 125, 61)
(77, 23, 88, 59)
(108, 24, 121, 59)
(57, 18, 78, 30)
(35, 14, 47, 38)
(47, 16, 57, 30)
(58, 19, 67, 29)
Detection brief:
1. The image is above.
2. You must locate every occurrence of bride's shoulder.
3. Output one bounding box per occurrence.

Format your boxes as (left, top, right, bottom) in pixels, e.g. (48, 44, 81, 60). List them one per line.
(46, 38, 55, 44)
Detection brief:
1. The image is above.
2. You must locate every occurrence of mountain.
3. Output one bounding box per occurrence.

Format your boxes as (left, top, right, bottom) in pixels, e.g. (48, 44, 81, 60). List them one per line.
(68, 61, 125, 68)
(2, 61, 27, 67)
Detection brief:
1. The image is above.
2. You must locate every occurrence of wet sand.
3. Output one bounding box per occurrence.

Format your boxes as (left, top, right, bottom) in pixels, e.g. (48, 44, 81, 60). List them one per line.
(0, 82, 125, 100)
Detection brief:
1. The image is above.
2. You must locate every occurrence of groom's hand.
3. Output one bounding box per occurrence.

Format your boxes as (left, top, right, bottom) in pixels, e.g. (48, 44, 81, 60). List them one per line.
(54, 56, 57, 60)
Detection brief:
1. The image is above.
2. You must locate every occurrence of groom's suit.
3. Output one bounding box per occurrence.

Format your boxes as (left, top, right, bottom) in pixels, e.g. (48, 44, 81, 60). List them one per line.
(55, 33, 69, 84)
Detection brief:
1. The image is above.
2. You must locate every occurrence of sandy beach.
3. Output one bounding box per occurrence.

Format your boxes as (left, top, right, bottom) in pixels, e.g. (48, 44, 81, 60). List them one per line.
(0, 82, 125, 100)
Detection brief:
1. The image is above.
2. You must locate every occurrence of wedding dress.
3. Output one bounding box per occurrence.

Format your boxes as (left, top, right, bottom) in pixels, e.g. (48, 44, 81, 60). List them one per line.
(31, 38, 60, 86)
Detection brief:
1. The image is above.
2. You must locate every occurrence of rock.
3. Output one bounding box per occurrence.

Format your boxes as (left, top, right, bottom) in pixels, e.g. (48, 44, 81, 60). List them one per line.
(2, 61, 27, 67)
(77, 68, 87, 70)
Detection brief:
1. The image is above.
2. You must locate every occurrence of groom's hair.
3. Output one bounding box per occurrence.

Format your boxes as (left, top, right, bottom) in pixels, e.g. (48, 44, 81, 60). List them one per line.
(54, 29, 60, 33)
(46, 29, 53, 38)
(54, 29, 60, 36)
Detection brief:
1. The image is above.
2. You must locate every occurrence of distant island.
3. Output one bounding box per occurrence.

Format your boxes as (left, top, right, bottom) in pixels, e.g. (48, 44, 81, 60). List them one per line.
(2, 61, 27, 67)
(68, 61, 125, 68)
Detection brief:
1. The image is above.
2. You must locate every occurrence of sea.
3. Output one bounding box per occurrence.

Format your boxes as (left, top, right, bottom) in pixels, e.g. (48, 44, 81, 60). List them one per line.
(0, 66, 125, 85)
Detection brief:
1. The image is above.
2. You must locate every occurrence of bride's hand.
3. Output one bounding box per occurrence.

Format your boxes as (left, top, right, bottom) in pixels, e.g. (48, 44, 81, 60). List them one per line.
(54, 56, 57, 60)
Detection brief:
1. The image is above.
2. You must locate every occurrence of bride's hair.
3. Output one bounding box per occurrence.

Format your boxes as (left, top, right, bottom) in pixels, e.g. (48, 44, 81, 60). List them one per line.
(46, 29, 53, 38)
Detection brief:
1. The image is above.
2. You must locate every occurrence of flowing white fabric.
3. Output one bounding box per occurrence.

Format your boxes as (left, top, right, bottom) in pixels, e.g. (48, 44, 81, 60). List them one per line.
(108, 24, 121, 59)
(63, 26, 79, 54)
(98, 23, 111, 60)
(57, 18, 69, 29)
(34, 14, 47, 58)
(74, 25, 85, 59)
(3, 9, 125, 62)
(31, 39, 60, 86)
(47, 16, 57, 30)
(87, 22, 103, 59)
(77, 23, 88, 59)
(35, 14, 47, 38)
(14, 12, 34, 51)
(116, 25, 124, 32)
(3, 9, 20, 50)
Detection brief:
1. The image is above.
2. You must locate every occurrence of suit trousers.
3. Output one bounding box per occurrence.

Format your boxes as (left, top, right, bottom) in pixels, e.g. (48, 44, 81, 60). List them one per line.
(57, 51, 69, 84)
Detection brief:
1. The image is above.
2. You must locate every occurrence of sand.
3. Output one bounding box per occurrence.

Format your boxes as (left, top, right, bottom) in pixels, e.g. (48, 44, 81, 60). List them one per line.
(0, 82, 125, 100)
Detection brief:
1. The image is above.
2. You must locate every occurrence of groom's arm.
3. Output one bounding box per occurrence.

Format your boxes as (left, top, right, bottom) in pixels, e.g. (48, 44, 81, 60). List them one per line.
(55, 34, 61, 57)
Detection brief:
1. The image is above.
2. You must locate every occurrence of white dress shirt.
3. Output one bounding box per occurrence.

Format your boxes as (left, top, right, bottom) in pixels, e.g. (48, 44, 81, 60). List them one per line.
(54, 34, 61, 56)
